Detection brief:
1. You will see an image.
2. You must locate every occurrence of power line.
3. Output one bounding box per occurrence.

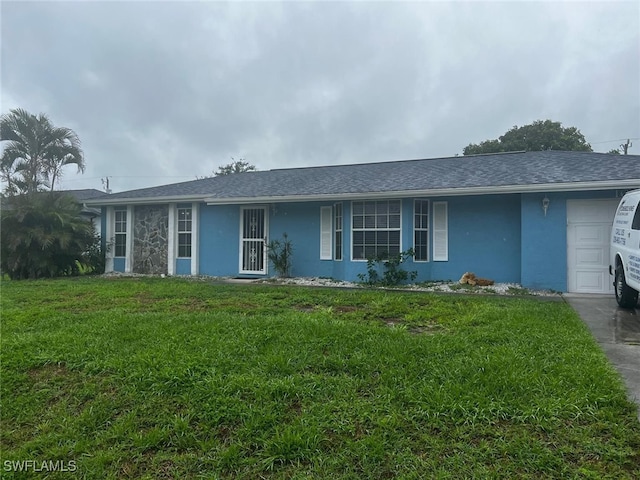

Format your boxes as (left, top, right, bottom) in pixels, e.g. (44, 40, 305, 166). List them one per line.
(590, 137, 640, 145)
(102, 175, 196, 179)
(60, 175, 196, 183)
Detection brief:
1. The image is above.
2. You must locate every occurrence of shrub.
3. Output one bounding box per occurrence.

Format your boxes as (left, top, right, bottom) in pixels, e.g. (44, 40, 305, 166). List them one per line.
(358, 249, 417, 286)
(81, 229, 109, 275)
(1, 192, 100, 279)
(267, 233, 293, 277)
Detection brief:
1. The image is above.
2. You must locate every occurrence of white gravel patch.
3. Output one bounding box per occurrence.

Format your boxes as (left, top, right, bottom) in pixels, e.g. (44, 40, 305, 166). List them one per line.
(255, 276, 560, 297)
(101, 272, 560, 296)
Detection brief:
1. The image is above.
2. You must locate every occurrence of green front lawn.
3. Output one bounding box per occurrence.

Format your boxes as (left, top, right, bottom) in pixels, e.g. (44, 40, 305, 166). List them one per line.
(1, 277, 639, 479)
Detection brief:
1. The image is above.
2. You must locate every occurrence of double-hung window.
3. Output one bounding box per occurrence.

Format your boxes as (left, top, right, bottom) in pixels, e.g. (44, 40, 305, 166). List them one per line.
(114, 208, 127, 257)
(177, 206, 192, 258)
(352, 200, 401, 260)
(413, 200, 429, 261)
(334, 203, 343, 261)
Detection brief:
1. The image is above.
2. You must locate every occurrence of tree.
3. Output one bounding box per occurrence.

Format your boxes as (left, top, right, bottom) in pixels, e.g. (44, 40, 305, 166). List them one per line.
(1, 108, 84, 194)
(608, 148, 621, 155)
(462, 120, 593, 155)
(1, 192, 101, 279)
(197, 158, 257, 179)
(215, 159, 256, 176)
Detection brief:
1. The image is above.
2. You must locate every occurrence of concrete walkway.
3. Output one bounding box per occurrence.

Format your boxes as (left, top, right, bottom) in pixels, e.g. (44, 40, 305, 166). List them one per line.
(564, 294, 640, 420)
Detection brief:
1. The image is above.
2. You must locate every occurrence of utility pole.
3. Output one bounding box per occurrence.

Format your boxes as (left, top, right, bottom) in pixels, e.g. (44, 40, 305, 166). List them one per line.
(101, 177, 112, 194)
(620, 139, 633, 155)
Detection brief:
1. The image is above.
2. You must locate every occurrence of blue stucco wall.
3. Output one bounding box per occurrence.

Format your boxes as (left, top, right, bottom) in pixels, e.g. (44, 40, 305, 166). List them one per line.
(176, 258, 191, 275)
(197, 196, 523, 283)
(199, 204, 241, 276)
(427, 195, 521, 284)
(269, 202, 335, 279)
(113, 257, 125, 272)
(520, 192, 567, 291)
(198, 202, 331, 278)
(105, 189, 625, 290)
(521, 190, 621, 291)
(198, 202, 353, 279)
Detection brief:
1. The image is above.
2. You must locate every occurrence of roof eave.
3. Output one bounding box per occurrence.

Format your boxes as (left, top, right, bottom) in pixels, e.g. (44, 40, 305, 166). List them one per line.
(82, 179, 640, 206)
(204, 180, 640, 205)
(84, 193, 208, 206)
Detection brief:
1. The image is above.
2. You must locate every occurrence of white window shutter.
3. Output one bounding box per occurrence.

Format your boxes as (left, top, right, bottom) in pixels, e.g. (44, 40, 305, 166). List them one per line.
(433, 202, 448, 261)
(320, 206, 332, 260)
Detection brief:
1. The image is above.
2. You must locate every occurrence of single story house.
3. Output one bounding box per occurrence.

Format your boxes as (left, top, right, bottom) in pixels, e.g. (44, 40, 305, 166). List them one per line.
(85, 151, 640, 293)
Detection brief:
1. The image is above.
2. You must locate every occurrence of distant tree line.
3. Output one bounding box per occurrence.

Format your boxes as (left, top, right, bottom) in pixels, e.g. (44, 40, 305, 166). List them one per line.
(462, 120, 592, 155)
(198, 158, 257, 179)
(462, 119, 633, 156)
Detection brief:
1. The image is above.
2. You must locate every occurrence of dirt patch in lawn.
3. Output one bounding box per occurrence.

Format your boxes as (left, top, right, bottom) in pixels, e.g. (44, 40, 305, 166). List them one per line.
(335, 305, 359, 313)
(27, 363, 71, 381)
(408, 324, 445, 335)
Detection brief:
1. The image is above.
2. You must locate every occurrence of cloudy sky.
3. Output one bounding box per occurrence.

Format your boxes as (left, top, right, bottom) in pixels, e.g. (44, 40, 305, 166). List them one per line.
(2, 1, 639, 193)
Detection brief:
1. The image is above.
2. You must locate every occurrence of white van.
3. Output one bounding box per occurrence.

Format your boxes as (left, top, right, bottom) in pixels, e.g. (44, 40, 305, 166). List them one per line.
(610, 189, 640, 307)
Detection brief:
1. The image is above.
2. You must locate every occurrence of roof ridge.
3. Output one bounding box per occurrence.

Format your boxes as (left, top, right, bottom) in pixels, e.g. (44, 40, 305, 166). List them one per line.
(268, 150, 534, 173)
(463, 150, 527, 157)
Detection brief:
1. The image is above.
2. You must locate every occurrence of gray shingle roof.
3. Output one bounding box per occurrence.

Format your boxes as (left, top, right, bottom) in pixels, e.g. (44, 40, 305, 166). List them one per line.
(1, 189, 107, 209)
(64, 189, 108, 201)
(88, 151, 640, 205)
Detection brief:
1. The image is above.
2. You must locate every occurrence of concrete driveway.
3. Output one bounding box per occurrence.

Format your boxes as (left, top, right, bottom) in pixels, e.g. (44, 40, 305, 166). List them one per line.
(564, 294, 640, 420)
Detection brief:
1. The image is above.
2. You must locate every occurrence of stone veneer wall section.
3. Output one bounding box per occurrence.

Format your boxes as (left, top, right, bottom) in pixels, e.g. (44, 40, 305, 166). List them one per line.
(133, 205, 169, 274)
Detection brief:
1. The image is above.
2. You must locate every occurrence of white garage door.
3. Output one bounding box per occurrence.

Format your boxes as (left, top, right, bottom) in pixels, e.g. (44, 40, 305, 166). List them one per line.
(567, 199, 620, 293)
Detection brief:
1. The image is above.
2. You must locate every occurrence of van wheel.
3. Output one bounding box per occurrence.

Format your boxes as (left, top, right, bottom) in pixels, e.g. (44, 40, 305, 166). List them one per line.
(615, 266, 638, 308)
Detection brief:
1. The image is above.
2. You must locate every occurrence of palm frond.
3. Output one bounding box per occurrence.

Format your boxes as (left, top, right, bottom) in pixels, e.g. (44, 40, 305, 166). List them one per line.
(1, 108, 85, 195)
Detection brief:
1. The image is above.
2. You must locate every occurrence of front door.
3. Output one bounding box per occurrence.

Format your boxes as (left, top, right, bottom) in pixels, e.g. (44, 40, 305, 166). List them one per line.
(239, 207, 267, 274)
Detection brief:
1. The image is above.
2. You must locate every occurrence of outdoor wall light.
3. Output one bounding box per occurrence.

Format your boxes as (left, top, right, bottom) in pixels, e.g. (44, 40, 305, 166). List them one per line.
(542, 196, 550, 216)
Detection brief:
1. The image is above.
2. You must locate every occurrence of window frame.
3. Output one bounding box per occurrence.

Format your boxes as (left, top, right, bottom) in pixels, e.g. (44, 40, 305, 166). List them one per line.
(351, 199, 402, 261)
(413, 199, 430, 262)
(177, 206, 192, 258)
(114, 208, 127, 258)
(334, 202, 343, 261)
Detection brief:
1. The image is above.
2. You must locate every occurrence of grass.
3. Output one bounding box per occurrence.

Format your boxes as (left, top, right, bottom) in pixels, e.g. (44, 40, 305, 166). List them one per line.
(1, 277, 639, 479)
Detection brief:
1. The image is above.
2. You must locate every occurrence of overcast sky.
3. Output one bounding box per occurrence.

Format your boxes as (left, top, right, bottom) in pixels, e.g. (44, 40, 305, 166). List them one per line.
(2, 1, 639, 193)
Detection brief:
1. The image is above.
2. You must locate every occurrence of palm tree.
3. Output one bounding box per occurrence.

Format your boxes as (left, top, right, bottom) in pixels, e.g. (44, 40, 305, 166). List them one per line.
(1, 192, 97, 279)
(0, 108, 84, 194)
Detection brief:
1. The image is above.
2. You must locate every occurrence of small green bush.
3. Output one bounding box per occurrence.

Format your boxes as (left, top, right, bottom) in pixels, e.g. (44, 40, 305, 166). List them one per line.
(358, 248, 417, 286)
(267, 233, 293, 277)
